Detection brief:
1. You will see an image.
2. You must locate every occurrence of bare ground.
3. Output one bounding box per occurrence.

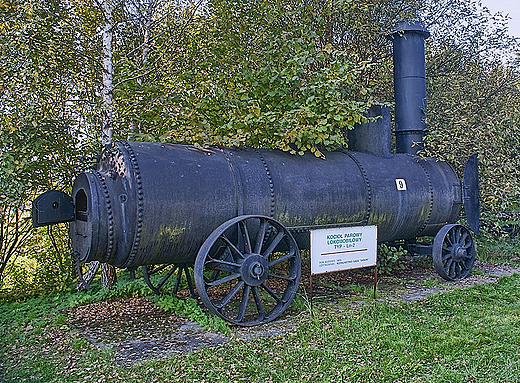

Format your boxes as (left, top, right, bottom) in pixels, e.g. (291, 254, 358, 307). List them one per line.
(65, 260, 520, 366)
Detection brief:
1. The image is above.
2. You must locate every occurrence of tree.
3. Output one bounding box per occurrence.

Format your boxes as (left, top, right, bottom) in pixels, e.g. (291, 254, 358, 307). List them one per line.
(0, 0, 91, 287)
(0, 0, 206, 291)
(146, 0, 419, 156)
(421, 0, 520, 210)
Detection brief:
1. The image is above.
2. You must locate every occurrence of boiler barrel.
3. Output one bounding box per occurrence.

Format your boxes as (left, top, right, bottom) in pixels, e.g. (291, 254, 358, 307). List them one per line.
(70, 141, 461, 269)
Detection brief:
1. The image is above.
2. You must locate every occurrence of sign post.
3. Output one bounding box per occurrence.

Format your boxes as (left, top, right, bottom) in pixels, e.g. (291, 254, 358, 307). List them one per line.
(309, 225, 378, 312)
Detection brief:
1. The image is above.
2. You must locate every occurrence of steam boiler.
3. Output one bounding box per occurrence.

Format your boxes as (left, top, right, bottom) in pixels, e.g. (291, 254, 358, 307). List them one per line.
(32, 22, 480, 326)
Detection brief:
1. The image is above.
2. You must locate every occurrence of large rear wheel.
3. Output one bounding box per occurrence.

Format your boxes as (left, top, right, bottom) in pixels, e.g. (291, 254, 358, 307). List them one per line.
(194, 215, 301, 326)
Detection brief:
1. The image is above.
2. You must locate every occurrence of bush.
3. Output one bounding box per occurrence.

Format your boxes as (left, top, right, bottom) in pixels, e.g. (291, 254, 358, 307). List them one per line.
(0, 225, 75, 300)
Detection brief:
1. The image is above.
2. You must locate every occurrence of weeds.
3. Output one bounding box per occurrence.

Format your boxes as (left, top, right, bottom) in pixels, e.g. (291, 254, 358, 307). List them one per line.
(477, 211, 520, 265)
(476, 235, 520, 264)
(377, 244, 407, 275)
(289, 292, 310, 312)
(154, 294, 230, 334)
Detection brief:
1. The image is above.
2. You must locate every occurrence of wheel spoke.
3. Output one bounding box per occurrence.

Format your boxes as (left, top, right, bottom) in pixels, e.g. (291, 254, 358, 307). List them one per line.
(206, 273, 241, 288)
(210, 245, 232, 262)
(460, 231, 468, 245)
(78, 261, 101, 289)
(206, 257, 240, 268)
(455, 226, 462, 242)
(442, 249, 452, 261)
(448, 261, 456, 279)
(268, 249, 296, 267)
(261, 283, 283, 305)
(252, 286, 265, 321)
(254, 218, 268, 254)
(236, 285, 251, 322)
(447, 231, 455, 246)
(239, 221, 253, 254)
(143, 264, 173, 295)
(262, 230, 285, 258)
(268, 273, 297, 281)
(173, 267, 183, 293)
(204, 269, 221, 284)
(148, 263, 170, 275)
(183, 267, 196, 297)
(220, 234, 245, 259)
(216, 280, 244, 309)
(454, 262, 461, 278)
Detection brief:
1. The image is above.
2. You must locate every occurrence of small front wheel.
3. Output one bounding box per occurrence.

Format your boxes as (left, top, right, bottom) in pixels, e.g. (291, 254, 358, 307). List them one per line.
(194, 215, 301, 326)
(433, 224, 476, 280)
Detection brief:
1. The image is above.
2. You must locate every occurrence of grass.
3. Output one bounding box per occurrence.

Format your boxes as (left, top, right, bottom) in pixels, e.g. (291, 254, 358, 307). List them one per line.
(421, 277, 441, 288)
(1, 233, 519, 382)
(1, 272, 519, 382)
(477, 235, 520, 265)
(475, 212, 520, 265)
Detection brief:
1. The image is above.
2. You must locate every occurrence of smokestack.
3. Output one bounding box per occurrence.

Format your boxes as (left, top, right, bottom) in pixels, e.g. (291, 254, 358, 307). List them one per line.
(388, 21, 430, 155)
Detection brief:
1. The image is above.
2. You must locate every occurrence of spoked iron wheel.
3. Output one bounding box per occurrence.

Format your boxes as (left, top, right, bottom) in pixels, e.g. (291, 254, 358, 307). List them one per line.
(194, 215, 301, 326)
(142, 264, 195, 296)
(433, 224, 476, 281)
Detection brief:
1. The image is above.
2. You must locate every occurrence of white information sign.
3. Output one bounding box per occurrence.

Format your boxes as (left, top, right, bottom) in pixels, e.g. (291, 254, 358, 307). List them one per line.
(395, 178, 407, 191)
(310, 225, 378, 275)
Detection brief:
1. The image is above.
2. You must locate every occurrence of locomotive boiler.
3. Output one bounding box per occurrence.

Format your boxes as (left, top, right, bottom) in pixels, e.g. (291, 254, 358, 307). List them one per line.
(32, 22, 480, 326)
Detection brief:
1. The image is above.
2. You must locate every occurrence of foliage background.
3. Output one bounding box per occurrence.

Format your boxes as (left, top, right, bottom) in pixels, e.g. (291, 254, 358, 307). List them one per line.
(1, 0, 519, 296)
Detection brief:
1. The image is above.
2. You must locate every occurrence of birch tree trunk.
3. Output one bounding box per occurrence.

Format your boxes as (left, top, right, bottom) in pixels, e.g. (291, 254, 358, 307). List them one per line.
(100, 0, 117, 287)
(101, 0, 114, 148)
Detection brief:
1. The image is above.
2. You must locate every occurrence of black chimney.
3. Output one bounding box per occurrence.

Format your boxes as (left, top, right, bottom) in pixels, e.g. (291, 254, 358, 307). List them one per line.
(388, 21, 430, 155)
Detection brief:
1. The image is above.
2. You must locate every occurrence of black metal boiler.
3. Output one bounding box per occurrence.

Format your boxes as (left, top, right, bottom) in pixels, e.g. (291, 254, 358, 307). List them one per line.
(32, 22, 480, 326)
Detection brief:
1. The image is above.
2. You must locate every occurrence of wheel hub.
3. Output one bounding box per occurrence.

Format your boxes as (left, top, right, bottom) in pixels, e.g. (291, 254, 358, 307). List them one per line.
(240, 254, 269, 286)
(452, 245, 467, 262)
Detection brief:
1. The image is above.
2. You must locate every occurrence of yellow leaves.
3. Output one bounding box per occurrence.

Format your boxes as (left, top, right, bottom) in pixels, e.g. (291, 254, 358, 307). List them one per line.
(309, 145, 324, 159)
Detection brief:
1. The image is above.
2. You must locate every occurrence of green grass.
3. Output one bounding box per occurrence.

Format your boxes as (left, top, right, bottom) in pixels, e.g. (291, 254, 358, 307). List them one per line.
(476, 235, 520, 265)
(421, 277, 441, 288)
(1, 233, 519, 382)
(1, 273, 520, 382)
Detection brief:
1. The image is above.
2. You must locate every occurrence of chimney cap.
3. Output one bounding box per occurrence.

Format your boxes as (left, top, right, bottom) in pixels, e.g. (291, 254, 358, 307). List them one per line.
(388, 21, 430, 39)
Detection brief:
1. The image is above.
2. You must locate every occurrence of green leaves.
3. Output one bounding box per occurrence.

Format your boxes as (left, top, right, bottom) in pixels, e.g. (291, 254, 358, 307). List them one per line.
(0, 0, 98, 287)
(421, 0, 520, 211)
(153, 0, 387, 156)
(425, 47, 520, 211)
(377, 243, 407, 275)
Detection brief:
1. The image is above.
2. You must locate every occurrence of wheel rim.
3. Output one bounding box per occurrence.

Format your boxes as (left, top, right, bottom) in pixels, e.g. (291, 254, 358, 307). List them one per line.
(433, 224, 476, 280)
(194, 215, 301, 326)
